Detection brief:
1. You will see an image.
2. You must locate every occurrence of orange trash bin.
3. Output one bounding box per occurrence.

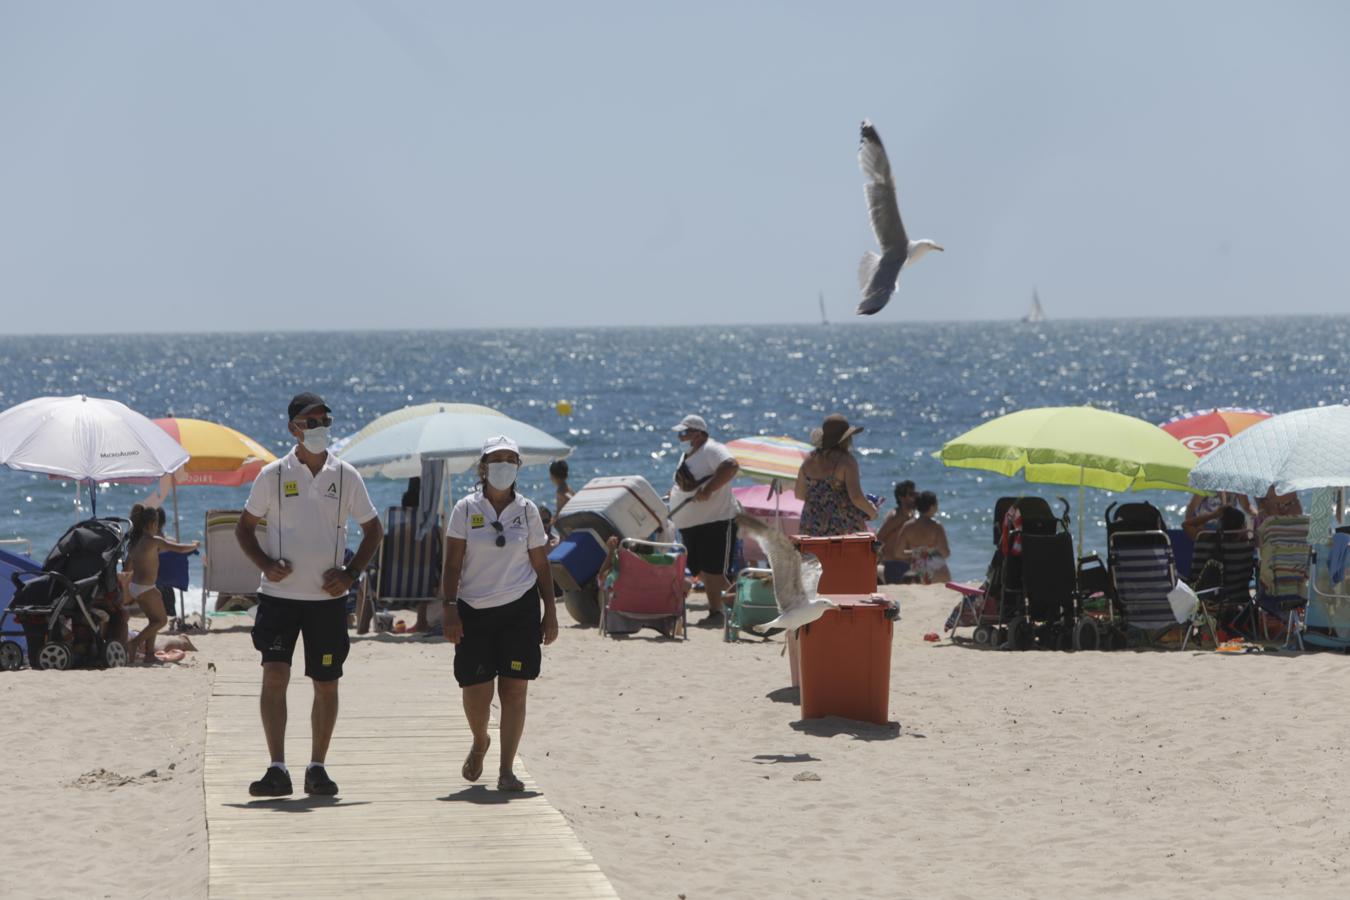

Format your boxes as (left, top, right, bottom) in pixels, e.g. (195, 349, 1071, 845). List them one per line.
(793, 533, 878, 594)
(797, 594, 897, 725)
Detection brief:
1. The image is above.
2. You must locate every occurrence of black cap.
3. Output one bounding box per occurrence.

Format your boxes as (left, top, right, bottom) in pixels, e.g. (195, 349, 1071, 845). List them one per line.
(288, 392, 331, 419)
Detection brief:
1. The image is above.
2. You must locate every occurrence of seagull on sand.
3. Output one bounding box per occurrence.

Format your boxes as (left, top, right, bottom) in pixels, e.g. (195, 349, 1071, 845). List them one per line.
(735, 515, 836, 631)
(856, 119, 944, 316)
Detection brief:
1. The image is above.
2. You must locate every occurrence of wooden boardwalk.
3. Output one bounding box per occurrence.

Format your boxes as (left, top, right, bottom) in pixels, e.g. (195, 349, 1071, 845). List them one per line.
(205, 672, 617, 899)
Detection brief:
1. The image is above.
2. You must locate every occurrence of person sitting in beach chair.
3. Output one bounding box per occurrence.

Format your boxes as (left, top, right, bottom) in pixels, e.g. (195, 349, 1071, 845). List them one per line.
(599, 537, 689, 639)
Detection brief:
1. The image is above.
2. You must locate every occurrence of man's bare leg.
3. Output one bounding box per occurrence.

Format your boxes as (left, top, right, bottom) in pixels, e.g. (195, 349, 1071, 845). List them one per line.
(260, 662, 290, 763)
(310, 679, 339, 764)
(703, 573, 729, 613)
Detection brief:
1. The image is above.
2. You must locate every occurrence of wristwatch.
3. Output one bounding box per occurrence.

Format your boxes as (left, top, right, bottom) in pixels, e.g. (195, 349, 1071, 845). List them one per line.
(342, 563, 360, 580)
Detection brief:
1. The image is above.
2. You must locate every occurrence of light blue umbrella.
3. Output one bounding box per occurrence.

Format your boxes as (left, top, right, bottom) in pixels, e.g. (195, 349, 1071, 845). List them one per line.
(337, 406, 571, 479)
(1188, 404, 1350, 496)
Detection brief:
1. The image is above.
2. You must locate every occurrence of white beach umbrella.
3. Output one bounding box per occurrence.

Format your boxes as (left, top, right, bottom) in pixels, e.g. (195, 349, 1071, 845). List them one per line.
(0, 395, 190, 514)
(1188, 404, 1350, 496)
(337, 404, 570, 479)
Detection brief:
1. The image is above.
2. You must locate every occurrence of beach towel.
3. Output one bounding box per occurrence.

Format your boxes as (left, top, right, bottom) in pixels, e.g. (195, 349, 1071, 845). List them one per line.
(1330, 533, 1350, 587)
(416, 458, 444, 541)
(1256, 517, 1310, 597)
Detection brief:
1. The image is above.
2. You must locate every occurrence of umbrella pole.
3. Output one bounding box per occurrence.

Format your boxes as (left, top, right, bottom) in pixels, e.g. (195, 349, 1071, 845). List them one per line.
(1077, 471, 1085, 553)
(88, 478, 97, 517)
(171, 477, 181, 541)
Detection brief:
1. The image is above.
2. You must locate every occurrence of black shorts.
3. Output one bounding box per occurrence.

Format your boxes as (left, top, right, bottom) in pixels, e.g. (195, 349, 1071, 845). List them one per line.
(454, 586, 542, 688)
(251, 594, 350, 682)
(680, 519, 737, 578)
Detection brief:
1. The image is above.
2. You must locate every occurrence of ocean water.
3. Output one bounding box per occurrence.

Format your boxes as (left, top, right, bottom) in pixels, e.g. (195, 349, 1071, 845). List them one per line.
(2, 318, 1348, 595)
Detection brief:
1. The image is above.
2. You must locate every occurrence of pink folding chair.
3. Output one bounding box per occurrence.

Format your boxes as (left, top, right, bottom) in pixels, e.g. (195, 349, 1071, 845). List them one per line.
(600, 539, 688, 639)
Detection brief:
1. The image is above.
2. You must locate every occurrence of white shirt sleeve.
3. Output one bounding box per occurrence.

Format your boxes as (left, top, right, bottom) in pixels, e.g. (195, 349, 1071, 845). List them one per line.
(344, 466, 379, 525)
(525, 500, 548, 551)
(244, 465, 274, 519)
(447, 498, 470, 540)
(707, 440, 734, 468)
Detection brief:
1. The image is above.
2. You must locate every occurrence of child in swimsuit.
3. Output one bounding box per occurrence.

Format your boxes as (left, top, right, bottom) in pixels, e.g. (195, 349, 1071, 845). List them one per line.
(122, 506, 198, 665)
(894, 491, 951, 585)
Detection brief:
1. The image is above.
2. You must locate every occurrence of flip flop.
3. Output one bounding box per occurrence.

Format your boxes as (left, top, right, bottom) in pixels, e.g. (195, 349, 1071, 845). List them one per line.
(496, 772, 525, 792)
(462, 737, 490, 782)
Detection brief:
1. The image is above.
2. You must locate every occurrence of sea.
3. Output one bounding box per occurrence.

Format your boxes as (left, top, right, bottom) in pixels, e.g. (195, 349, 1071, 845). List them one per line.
(2, 318, 1348, 602)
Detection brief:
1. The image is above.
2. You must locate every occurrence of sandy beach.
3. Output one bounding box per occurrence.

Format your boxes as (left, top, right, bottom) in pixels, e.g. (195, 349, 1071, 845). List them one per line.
(5, 586, 1350, 899)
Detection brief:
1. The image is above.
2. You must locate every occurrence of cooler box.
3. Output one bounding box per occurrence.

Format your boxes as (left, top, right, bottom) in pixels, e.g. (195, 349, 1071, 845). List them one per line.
(793, 533, 878, 594)
(548, 530, 607, 593)
(726, 568, 780, 640)
(798, 594, 897, 725)
(556, 476, 670, 543)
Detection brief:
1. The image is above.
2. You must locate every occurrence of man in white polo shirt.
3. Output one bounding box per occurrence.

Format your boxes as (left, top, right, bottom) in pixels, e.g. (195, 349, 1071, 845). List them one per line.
(670, 413, 740, 627)
(235, 392, 384, 798)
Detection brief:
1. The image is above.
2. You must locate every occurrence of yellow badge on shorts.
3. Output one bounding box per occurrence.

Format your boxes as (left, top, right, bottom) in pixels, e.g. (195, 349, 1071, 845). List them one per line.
(510, 660, 523, 671)
(283, 480, 299, 498)
(322, 653, 333, 666)
(470, 513, 485, 529)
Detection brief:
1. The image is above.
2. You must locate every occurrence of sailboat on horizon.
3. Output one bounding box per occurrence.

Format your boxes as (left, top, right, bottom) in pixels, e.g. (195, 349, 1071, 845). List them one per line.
(1022, 287, 1045, 324)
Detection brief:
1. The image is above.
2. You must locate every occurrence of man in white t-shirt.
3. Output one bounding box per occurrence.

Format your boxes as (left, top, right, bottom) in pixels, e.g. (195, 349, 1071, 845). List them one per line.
(670, 414, 740, 627)
(234, 392, 384, 799)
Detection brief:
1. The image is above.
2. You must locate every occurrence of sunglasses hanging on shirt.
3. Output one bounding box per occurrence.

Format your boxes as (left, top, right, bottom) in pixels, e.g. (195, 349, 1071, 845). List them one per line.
(490, 521, 506, 548)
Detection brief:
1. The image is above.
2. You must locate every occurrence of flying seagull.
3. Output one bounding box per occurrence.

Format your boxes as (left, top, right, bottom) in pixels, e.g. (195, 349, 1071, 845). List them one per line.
(735, 515, 836, 631)
(856, 119, 944, 316)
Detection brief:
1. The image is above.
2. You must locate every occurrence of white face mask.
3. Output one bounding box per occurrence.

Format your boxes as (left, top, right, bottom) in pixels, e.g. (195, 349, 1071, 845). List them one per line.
(485, 461, 519, 491)
(301, 426, 331, 454)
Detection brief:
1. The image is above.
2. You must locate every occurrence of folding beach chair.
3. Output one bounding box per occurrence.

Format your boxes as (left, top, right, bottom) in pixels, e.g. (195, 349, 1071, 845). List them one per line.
(201, 510, 265, 616)
(1301, 533, 1350, 651)
(368, 507, 443, 610)
(1187, 528, 1255, 642)
(1106, 530, 1186, 648)
(1254, 516, 1311, 647)
(599, 539, 688, 639)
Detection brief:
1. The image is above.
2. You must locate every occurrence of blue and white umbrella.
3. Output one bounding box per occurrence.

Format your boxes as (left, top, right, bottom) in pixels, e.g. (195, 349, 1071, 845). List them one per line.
(337, 403, 571, 480)
(1188, 404, 1350, 496)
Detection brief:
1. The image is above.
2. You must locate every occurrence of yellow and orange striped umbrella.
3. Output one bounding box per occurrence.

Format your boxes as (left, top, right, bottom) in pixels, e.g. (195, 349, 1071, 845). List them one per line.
(153, 417, 277, 486)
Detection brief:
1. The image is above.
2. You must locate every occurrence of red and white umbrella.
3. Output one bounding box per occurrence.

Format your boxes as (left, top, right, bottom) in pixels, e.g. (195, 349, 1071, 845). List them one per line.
(1160, 407, 1273, 458)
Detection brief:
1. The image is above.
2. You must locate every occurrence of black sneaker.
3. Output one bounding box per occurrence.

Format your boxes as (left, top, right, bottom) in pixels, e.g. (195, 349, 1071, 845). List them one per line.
(304, 764, 339, 796)
(248, 766, 293, 797)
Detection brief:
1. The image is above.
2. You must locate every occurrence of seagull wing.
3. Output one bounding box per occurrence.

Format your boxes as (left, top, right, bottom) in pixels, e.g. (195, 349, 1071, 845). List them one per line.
(859, 121, 908, 254)
(856, 251, 905, 316)
(735, 515, 809, 613)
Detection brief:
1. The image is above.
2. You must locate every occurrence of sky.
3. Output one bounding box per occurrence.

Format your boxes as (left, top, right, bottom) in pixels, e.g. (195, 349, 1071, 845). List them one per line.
(1, 0, 1347, 332)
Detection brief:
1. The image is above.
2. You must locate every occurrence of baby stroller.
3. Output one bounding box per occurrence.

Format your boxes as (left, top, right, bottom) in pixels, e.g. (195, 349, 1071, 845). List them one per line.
(947, 496, 1075, 649)
(0, 518, 131, 671)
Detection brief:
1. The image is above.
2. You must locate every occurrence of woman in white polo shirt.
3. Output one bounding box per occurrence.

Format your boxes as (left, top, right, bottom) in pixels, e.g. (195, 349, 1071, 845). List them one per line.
(440, 435, 559, 792)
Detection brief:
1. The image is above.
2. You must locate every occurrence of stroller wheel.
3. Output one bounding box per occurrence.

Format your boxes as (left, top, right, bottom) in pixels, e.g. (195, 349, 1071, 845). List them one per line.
(103, 641, 128, 669)
(38, 641, 73, 671)
(0, 639, 23, 671)
(972, 624, 994, 647)
(1073, 618, 1100, 652)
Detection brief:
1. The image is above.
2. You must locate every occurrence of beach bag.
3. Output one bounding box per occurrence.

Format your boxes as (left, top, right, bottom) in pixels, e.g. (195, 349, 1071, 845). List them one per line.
(1167, 581, 1199, 624)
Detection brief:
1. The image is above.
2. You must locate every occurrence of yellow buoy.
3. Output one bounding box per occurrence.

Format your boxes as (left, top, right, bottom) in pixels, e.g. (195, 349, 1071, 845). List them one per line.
(555, 399, 573, 417)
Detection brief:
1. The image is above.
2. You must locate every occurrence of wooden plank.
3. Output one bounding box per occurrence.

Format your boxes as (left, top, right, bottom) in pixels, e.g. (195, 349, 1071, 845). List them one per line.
(205, 671, 616, 899)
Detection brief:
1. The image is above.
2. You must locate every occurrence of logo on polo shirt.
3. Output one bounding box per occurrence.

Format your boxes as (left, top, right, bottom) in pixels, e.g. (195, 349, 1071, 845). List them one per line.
(325, 482, 338, 498)
(283, 480, 299, 498)
(470, 514, 485, 529)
